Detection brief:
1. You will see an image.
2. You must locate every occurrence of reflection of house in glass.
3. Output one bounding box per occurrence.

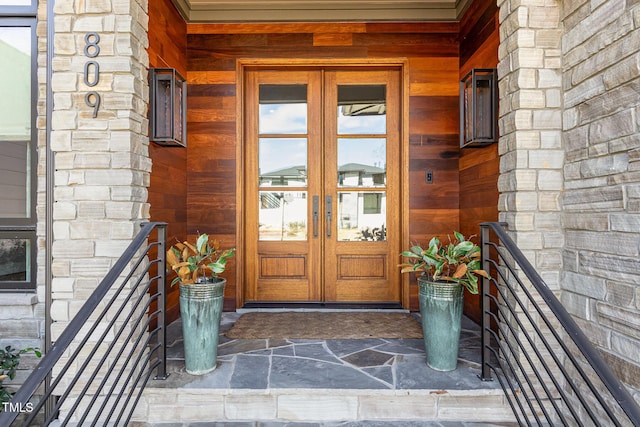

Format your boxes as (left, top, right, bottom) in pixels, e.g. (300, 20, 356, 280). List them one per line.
(338, 163, 385, 187)
(259, 165, 307, 187)
(258, 191, 308, 241)
(338, 192, 386, 241)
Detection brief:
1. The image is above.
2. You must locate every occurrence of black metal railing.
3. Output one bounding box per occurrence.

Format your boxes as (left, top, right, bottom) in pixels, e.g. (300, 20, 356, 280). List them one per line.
(0, 222, 168, 427)
(480, 222, 640, 427)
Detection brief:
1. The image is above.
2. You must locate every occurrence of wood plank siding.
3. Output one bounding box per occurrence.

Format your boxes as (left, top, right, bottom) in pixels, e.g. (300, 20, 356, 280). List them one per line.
(459, 0, 500, 322)
(148, 0, 188, 322)
(148, 0, 500, 316)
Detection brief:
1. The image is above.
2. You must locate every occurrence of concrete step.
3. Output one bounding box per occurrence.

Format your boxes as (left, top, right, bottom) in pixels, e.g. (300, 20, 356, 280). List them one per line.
(135, 419, 517, 427)
(133, 387, 515, 425)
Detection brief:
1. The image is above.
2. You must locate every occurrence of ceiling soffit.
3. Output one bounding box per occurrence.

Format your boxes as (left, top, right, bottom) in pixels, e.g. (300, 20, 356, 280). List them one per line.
(170, 0, 471, 23)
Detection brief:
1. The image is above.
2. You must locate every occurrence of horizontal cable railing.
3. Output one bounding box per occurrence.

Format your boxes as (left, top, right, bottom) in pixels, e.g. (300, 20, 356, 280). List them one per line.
(480, 222, 640, 427)
(0, 222, 168, 427)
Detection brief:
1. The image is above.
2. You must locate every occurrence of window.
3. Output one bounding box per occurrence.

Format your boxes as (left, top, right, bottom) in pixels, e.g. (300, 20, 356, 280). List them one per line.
(363, 193, 382, 214)
(0, 2, 37, 291)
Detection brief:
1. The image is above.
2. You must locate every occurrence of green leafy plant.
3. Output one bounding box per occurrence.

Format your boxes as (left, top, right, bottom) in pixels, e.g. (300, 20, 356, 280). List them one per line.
(399, 231, 489, 294)
(0, 346, 41, 410)
(166, 233, 235, 286)
(359, 225, 386, 241)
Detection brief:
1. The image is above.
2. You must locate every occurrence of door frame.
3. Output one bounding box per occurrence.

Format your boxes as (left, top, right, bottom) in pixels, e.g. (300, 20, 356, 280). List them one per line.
(235, 58, 410, 309)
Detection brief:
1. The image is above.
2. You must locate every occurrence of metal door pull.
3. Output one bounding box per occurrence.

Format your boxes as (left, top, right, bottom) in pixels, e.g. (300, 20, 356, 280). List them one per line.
(325, 196, 332, 237)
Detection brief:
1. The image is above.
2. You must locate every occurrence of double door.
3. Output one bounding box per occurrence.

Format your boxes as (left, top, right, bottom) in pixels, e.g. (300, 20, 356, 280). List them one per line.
(244, 68, 401, 304)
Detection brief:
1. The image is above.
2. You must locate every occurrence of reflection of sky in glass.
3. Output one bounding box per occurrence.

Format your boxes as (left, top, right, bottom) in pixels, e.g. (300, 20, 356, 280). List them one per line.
(338, 108, 386, 134)
(338, 138, 386, 169)
(0, 28, 30, 54)
(259, 103, 307, 134)
(0, 0, 32, 6)
(259, 138, 307, 174)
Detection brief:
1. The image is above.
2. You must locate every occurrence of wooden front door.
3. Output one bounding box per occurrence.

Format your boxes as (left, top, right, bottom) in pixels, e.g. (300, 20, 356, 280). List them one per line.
(244, 68, 401, 305)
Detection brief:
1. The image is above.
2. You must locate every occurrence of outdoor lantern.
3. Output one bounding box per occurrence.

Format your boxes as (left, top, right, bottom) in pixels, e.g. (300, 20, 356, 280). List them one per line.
(150, 68, 186, 147)
(460, 68, 498, 148)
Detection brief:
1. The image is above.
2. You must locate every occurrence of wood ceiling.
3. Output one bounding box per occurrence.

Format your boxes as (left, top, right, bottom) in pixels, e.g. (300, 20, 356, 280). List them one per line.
(170, 0, 471, 22)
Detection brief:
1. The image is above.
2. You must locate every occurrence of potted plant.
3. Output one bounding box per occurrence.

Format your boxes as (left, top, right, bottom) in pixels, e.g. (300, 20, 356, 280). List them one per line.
(166, 233, 235, 375)
(399, 231, 489, 371)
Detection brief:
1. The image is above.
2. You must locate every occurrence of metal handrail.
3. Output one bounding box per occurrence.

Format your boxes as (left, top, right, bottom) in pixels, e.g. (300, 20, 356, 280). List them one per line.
(0, 222, 168, 427)
(480, 222, 640, 426)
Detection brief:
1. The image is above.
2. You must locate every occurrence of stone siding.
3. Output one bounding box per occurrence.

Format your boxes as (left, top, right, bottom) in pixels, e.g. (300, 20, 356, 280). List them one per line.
(0, 0, 151, 406)
(497, 0, 564, 286)
(561, 0, 640, 396)
(48, 0, 150, 338)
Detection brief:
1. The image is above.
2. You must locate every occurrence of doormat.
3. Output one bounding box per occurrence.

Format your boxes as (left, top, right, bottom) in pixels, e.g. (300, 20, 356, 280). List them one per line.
(225, 312, 423, 339)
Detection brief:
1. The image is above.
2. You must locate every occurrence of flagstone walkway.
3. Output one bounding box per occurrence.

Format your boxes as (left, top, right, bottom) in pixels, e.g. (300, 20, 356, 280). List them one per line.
(154, 312, 499, 391)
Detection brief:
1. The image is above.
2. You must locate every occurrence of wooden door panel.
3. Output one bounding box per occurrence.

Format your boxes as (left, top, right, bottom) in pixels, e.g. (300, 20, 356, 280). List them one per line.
(245, 70, 322, 303)
(260, 255, 307, 278)
(256, 279, 312, 301)
(337, 255, 387, 279)
(333, 282, 397, 303)
(323, 70, 401, 304)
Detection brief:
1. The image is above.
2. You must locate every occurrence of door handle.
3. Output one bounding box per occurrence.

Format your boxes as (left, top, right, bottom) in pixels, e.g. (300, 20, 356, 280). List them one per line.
(312, 196, 319, 238)
(325, 196, 332, 238)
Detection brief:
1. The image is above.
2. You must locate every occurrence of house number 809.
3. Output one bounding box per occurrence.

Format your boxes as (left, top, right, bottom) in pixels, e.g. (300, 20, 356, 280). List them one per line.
(84, 32, 101, 118)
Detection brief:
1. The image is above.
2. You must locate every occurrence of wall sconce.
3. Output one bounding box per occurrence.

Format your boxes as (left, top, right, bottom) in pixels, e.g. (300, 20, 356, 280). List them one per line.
(460, 68, 498, 148)
(150, 68, 186, 147)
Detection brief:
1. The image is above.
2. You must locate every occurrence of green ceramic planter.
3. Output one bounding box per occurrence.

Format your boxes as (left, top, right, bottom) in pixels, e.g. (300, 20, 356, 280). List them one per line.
(179, 278, 226, 375)
(418, 277, 464, 371)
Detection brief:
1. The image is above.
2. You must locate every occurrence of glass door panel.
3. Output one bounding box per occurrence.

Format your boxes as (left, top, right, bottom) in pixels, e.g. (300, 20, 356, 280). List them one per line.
(337, 138, 386, 187)
(337, 85, 386, 134)
(337, 191, 386, 242)
(259, 84, 308, 134)
(258, 191, 307, 241)
(259, 138, 308, 187)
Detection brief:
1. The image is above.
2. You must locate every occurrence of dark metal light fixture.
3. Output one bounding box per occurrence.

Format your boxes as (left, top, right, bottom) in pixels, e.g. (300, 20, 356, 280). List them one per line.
(460, 68, 498, 148)
(150, 68, 186, 147)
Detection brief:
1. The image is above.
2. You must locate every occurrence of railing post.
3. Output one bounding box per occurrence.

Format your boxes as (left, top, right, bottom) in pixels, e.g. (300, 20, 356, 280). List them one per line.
(155, 223, 169, 380)
(480, 223, 492, 381)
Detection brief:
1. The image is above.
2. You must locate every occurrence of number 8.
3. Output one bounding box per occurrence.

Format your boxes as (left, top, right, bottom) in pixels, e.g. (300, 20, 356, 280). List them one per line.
(84, 32, 100, 58)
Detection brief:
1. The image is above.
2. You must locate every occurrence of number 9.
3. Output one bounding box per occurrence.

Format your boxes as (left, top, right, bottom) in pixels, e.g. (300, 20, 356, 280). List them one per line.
(85, 92, 100, 118)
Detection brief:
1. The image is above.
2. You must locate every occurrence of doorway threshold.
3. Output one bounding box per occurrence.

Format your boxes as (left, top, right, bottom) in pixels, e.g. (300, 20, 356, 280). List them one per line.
(239, 302, 405, 312)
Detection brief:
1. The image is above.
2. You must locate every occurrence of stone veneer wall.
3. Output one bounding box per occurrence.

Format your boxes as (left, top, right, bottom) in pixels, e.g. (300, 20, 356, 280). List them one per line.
(497, 0, 564, 283)
(561, 0, 640, 396)
(2, 0, 151, 393)
(48, 0, 150, 337)
(498, 0, 640, 404)
(496, 0, 566, 418)
(24, 0, 150, 412)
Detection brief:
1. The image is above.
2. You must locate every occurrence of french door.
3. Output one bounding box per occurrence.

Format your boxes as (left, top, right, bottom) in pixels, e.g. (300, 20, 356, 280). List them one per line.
(244, 68, 401, 304)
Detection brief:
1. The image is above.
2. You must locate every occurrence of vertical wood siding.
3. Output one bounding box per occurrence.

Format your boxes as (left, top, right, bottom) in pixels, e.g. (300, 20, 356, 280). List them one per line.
(148, 0, 188, 322)
(459, 0, 500, 322)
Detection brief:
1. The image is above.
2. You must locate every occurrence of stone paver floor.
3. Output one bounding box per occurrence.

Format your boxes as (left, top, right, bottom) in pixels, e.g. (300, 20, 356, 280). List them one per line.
(150, 312, 501, 392)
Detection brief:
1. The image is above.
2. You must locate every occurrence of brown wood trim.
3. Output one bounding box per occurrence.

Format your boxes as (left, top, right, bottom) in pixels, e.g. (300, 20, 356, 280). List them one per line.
(401, 61, 411, 309)
(235, 60, 245, 308)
